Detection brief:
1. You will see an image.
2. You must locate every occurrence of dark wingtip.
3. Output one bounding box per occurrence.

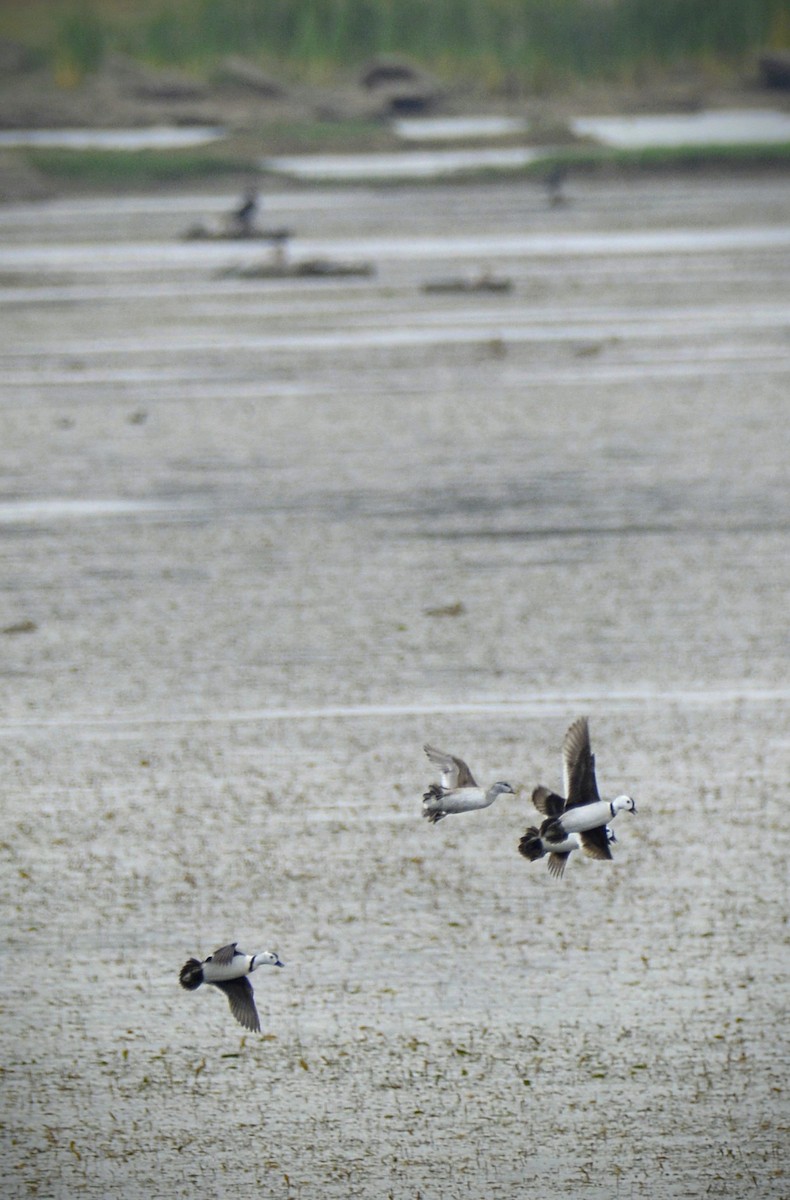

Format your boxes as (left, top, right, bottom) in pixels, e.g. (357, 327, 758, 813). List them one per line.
(547, 852, 569, 878)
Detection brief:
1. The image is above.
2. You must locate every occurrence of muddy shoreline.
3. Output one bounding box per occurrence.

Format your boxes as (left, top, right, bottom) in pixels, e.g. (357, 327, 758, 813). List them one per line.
(1, 49, 788, 201)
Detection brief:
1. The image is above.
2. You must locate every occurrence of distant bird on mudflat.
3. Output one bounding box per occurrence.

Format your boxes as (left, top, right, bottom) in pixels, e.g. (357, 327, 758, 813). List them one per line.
(231, 187, 260, 235)
(519, 717, 635, 873)
(179, 942, 283, 1032)
(544, 163, 568, 207)
(422, 743, 515, 823)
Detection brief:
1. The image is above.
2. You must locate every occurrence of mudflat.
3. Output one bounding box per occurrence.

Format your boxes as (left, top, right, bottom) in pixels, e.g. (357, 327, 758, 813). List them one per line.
(0, 172, 787, 1198)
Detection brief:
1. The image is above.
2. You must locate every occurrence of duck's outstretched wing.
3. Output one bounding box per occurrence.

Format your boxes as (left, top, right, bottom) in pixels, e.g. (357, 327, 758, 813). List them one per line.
(531, 785, 566, 817)
(210, 943, 239, 965)
(424, 744, 477, 789)
(562, 717, 600, 808)
(580, 826, 613, 860)
(215, 977, 260, 1032)
(547, 852, 572, 877)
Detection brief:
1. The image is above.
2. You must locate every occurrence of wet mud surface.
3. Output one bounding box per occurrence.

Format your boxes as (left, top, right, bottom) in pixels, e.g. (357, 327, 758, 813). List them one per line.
(0, 174, 788, 1198)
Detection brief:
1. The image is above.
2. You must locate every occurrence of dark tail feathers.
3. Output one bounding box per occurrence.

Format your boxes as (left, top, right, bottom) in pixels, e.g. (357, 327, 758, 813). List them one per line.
(179, 958, 204, 990)
(422, 783, 446, 822)
(518, 827, 545, 862)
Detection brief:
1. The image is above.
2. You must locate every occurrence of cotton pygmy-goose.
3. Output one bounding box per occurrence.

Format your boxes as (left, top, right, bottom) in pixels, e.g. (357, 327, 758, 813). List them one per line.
(179, 942, 283, 1032)
(522, 716, 635, 867)
(422, 744, 515, 823)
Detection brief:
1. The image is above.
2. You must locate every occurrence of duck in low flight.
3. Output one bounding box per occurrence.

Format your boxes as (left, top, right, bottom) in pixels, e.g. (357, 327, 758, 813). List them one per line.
(179, 942, 284, 1032)
(422, 743, 515, 823)
(518, 823, 617, 877)
(519, 716, 635, 873)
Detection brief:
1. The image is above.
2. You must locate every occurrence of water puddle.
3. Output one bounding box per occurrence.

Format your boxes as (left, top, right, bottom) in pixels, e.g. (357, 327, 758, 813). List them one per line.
(393, 115, 530, 141)
(0, 497, 202, 523)
(0, 126, 226, 150)
(262, 145, 544, 181)
(571, 108, 790, 148)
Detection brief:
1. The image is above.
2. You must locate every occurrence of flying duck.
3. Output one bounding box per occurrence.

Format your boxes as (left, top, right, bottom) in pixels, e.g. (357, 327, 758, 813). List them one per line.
(521, 716, 635, 867)
(518, 823, 617, 877)
(422, 743, 515, 823)
(179, 942, 283, 1032)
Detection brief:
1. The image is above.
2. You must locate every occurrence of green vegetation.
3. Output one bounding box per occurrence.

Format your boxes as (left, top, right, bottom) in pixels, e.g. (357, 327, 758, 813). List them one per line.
(24, 146, 253, 187)
(56, 5, 106, 77)
(423, 139, 790, 184)
(4, 0, 787, 87)
(530, 140, 790, 175)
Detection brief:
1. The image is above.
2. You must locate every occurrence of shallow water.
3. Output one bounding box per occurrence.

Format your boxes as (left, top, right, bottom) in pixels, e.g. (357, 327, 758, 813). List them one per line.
(262, 144, 544, 180)
(394, 115, 531, 141)
(0, 173, 788, 1199)
(392, 109, 790, 150)
(0, 125, 225, 149)
(572, 107, 790, 147)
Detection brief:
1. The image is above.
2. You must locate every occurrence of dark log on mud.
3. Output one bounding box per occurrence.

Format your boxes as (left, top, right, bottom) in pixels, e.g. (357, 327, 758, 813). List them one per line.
(219, 258, 376, 280)
(421, 272, 512, 294)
